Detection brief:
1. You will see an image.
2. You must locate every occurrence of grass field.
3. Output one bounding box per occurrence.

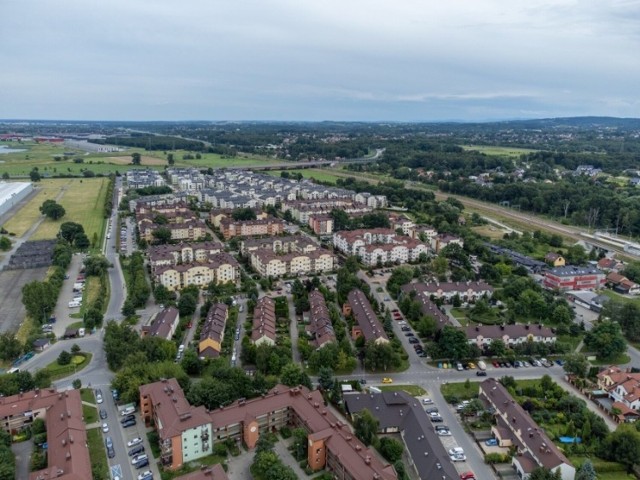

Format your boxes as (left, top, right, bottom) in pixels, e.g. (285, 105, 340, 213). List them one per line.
(0, 141, 280, 177)
(3, 178, 109, 245)
(378, 384, 427, 396)
(460, 145, 538, 157)
(266, 168, 343, 184)
(441, 381, 480, 401)
(42, 352, 92, 380)
(86, 427, 109, 480)
(83, 404, 98, 423)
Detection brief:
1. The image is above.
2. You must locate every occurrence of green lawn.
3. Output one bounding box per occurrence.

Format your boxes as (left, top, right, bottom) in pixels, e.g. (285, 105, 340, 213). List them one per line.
(460, 145, 539, 157)
(441, 381, 480, 402)
(266, 169, 343, 184)
(42, 353, 92, 380)
(86, 427, 109, 480)
(159, 455, 226, 480)
(80, 388, 95, 404)
(83, 404, 98, 424)
(599, 289, 640, 308)
(378, 384, 427, 397)
(569, 455, 633, 479)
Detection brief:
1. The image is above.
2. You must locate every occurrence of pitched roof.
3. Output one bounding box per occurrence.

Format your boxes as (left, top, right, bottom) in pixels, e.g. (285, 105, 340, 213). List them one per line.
(347, 289, 388, 343)
(465, 324, 555, 341)
(251, 297, 276, 343)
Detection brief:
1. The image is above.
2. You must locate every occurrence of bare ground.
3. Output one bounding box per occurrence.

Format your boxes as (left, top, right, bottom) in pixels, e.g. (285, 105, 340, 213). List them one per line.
(0, 267, 49, 333)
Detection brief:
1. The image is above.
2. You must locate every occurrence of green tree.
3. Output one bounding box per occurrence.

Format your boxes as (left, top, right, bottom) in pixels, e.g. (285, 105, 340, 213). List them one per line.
(280, 363, 312, 389)
(74, 232, 90, 249)
(167, 153, 175, 165)
(231, 208, 257, 221)
(0, 333, 22, 362)
(529, 467, 562, 480)
(436, 325, 469, 360)
(488, 338, 507, 357)
(39, 199, 66, 220)
(551, 304, 572, 324)
(152, 227, 172, 244)
(57, 350, 71, 366)
(58, 222, 85, 244)
(563, 353, 589, 378)
(575, 459, 596, 480)
(599, 424, 640, 472)
(84, 255, 110, 276)
(180, 349, 203, 375)
(317, 366, 334, 390)
(378, 437, 404, 463)
(72, 379, 82, 389)
(33, 369, 51, 389)
(0, 236, 11, 251)
(178, 291, 198, 317)
(353, 408, 379, 447)
(154, 284, 172, 305)
(30, 169, 41, 182)
(584, 321, 627, 360)
(131, 152, 141, 165)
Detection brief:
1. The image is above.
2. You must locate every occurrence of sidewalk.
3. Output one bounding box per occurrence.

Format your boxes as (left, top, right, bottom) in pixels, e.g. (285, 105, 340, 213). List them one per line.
(558, 377, 617, 430)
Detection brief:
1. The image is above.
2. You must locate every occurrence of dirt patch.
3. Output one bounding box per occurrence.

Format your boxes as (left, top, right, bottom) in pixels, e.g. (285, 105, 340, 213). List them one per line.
(0, 267, 50, 333)
(106, 156, 166, 166)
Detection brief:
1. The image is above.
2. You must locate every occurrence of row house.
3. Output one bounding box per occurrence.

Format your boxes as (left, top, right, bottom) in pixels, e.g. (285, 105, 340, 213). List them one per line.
(251, 297, 276, 346)
(220, 216, 285, 240)
(543, 266, 606, 291)
(148, 242, 224, 272)
(306, 290, 336, 349)
(465, 324, 556, 349)
(155, 253, 240, 291)
(597, 366, 640, 414)
(402, 281, 494, 303)
(250, 248, 336, 278)
(354, 192, 388, 208)
(344, 289, 389, 345)
(479, 379, 575, 480)
(198, 303, 228, 358)
(140, 380, 395, 479)
(141, 306, 180, 341)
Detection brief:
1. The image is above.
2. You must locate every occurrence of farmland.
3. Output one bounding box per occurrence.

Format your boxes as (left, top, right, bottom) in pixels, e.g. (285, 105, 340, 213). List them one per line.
(3, 178, 109, 245)
(0, 141, 279, 177)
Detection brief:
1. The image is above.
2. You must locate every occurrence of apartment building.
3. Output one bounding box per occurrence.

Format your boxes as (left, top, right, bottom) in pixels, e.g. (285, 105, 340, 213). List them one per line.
(137, 204, 208, 243)
(198, 303, 228, 358)
(308, 213, 334, 235)
(479, 378, 575, 480)
(250, 248, 336, 278)
(0, 388, 92, 480)
(251, 297, 276, 346)
(155, 252, 240, 291)
(141, 306, 180, 340)
(220, 216, 285, 240)
(431, 233, 464, 253)
(140, 379, 396, 479)
(306, 290, 336, 348)
(344, 289, 389, 345)
(240, 235, 319, 257)
(387, 213, 414, 235)
(282, 199, 371, 224)
(126, 168, 166, 189)
(208, 208, 266, 228)
(148, 242, 224, 272)
(465, 324, 556, 349)
(402, 281, 494, 303)
(333, 228, 429, 266)
(543, 266, 606, 291)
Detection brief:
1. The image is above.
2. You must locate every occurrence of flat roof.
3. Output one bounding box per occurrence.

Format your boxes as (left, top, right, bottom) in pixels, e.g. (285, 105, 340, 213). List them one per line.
(0, 181, 31, 206)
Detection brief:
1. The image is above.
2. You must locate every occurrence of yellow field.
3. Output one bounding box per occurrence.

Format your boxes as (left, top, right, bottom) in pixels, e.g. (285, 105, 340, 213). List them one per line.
(3, 178, 108, 244)
(106, 155, 166, 166)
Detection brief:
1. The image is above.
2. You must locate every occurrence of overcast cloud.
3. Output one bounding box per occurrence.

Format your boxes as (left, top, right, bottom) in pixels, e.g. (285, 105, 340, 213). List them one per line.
(1, 0, 639, 121)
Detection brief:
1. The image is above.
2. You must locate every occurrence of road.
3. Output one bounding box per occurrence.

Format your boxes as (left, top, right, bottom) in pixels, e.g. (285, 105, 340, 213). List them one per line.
(103, 178, 126, 321)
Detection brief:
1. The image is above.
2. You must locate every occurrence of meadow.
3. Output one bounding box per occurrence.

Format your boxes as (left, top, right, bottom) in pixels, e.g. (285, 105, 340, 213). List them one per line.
(265, 168, 344, 183)
(0, 141, 279, 177)
(460, 145, 538, 157)
(3, 178, 109, 245)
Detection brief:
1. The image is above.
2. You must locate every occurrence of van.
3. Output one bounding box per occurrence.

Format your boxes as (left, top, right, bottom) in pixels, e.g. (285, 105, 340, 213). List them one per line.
(68, 301, 81, 308)
(477, 361, 487, 371)
(121, 406, 136, 416)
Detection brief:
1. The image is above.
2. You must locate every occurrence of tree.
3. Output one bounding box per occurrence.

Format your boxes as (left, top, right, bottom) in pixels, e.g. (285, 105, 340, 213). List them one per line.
(40, 199, 66, 220)
(74, 232, 90, 249)
(178, 291, 198, 317)
(0, 236, 10, 251)
(529, 467, 562, 480)
(58, 222, 85, 244)
(566, 244, 587, 265)
(154, 284, 172, 305)
(436, 326, 469, 360)
(84, 255, 110, 276)
(584, 321, 627, 360)
(575, 460, 596, 480)
(231, 208, 257, 221)
(33, 369, 51, 389)
(488, 338, 507, 358)
(317, 366, 334, 390)
(131, 152, 141, 165)
(280, 363, 312, 389)
(152, 227, 172, 244)
(30, 169, 41, 182)
(180, 349, 203, 375)
(57, 350, 71, 366)
(167, 153, 175, 165)
(364, 341, 401, 372)
(353, 408, 379, 447)
(0, 333, 22, 362)
(551, 304, 572, 324)
(378, 437, 404, 463)
(563, 353, 589, 378)
(1, 172, 9, 180)
(599, 424, 640, 472)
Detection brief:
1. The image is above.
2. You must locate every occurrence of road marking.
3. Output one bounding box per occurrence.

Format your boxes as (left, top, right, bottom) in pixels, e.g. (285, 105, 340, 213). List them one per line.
(110, 464, 122, 479)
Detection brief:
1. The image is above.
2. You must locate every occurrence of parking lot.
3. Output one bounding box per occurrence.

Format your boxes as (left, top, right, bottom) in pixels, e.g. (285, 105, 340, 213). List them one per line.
(0, 266, 49, 333)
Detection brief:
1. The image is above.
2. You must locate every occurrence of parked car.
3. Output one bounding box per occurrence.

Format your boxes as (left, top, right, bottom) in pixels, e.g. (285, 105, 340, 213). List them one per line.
(492, 361, 500, 368)
(127, 437, 143, 447)
(135, 459, 149, 469)
(382, 378, 393, 384)
(408, 338, 419, 344)
(121, 414, 135, 424)
(99, 409, 107, 420)
(137, 471, 153, 480)
(131, 454, 148, 465)
(437, 428, 452, 436)
(422, 398, 433, 405)
(485, 438, 498, 446)
(426, 407, 439, 414)
(460, 472, 476, 480)
(122, 419, 137, 428)
(476, 370, 487, 376)
(129, 445, 145, 457)
(404, 332, 414, 337)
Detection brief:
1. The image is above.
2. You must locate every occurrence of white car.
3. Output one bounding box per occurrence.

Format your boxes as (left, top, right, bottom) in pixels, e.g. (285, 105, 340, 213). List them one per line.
(437, 429, 452, 436)
(131, 454, 148, 465)
(450, 452, 467, 462)
(127, 437, 143, 448)
(422, 398, 433, 405)
(448, 447, 465, 457)
(137, 471, 153, 480)
(102, 423, 109, 433)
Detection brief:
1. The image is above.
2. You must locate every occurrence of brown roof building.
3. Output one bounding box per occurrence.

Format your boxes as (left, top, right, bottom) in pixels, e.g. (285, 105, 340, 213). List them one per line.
(141, 306, 180, 340)
(402, 281, 494, 303)
(465, 324, 556, 348)
(199, 303, 228, 358)
(140, 379, 396, 479)
(220, 216, 285, 240)
(306, 290, 336, 349)
(174, 465, 228, 480)
(251, 297, 277, 346)
(479, 378, 575, 480)
(0, 388, 91, 480)
(345, 289, 389, 345)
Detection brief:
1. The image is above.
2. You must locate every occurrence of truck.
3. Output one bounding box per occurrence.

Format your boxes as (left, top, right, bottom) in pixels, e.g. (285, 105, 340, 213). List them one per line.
(477, 360, 487, 371)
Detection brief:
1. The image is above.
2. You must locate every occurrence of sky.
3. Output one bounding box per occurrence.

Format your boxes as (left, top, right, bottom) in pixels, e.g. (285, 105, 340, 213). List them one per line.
(1, 0, 639, 122)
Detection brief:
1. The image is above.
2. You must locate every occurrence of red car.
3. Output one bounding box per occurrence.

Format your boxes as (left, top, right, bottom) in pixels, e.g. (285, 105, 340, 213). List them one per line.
(492, 361, 500, 368)
(460, 472, 475, 480)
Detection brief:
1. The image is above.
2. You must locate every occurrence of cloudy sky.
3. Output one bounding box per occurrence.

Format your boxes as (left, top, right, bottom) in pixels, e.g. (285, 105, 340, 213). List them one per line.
(1, 0, 639, 121)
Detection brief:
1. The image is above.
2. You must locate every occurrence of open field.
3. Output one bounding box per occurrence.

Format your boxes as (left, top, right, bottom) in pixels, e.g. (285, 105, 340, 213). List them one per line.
(42, 352, 92, 380)
(2, 178, 109, 242)
(460, 145, 538, 157)
(265, 168, 344, 183)
(378, 384, 427, 396)
(86, 427, 109, 480)
(471, 224, 510, 240)
(0, 141, 281, 177)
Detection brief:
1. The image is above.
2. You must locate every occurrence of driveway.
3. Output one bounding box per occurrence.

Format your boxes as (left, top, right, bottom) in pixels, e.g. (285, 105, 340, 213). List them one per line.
(11, 438, 33, 480)
(51, 253, 85, 338)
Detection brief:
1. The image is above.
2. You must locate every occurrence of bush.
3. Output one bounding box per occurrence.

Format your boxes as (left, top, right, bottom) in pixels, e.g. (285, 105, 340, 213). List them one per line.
(484, 452, 511, 464)
(212, 443, 227, 457)
(57, 350, 71, 366)
(280, 427, 292, 439)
